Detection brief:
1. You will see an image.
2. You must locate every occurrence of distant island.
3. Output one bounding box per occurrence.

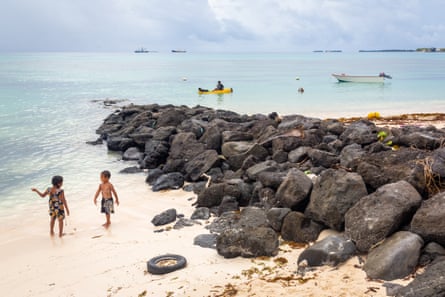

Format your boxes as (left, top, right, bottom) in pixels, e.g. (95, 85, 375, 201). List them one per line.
(313, 50, 342, 53)
(358, 48, 445, 53)
(359, 49, 415, 52)
(416, 47, 445, 52)
(172, 50, 187, 53)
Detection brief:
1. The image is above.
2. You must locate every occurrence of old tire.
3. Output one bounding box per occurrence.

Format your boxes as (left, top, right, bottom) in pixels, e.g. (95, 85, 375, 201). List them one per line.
(147, 254, 187, 275)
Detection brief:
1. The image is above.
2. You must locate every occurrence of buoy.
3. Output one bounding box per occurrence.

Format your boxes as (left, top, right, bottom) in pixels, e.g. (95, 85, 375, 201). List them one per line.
(182, 77, 187, 81)
(296, 77, 300, 80)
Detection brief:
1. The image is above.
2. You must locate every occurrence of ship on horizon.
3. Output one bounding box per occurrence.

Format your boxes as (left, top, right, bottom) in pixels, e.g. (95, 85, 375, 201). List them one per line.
(134, 47, 150, 53)
(171, 49, 187, 53)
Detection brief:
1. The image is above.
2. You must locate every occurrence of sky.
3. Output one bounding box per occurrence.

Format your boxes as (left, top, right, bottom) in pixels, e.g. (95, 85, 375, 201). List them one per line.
(1, 0, 444, 52)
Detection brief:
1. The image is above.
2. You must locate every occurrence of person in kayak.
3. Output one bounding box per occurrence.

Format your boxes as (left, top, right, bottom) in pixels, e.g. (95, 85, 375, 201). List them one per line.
(214, 81, 224, 91)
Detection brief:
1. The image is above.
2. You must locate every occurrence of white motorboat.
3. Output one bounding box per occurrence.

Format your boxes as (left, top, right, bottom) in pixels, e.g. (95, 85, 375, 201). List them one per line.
(332, 73, 392, 83)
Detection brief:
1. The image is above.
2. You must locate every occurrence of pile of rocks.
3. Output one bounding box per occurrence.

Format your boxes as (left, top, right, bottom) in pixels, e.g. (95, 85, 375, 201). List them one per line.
(94, 103, 445, 295)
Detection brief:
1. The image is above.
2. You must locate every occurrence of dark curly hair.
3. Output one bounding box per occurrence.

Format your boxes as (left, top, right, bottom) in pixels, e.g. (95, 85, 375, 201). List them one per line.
(101, 170, 111, 179)
(51, 175, 63, 188)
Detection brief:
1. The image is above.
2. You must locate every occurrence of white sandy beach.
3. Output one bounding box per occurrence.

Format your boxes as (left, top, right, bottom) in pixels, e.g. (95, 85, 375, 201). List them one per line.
(0, 174, 412, 297)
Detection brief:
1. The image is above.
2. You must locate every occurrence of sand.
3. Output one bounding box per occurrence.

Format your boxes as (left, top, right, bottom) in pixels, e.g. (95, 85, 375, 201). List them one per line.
(0, 173, 414, 297)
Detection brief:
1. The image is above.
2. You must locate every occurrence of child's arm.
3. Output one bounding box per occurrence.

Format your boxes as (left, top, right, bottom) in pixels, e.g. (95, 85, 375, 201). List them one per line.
(60, 191, 70, 216)
(93, 185, 101, 205)
(111, 184, 119, 206)
(31, 188, 48, 198)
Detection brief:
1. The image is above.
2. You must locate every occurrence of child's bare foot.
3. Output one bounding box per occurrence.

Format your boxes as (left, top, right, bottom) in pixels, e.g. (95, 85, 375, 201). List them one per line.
(50, 231, 55, 236)
(59, 233, 65, 238)
(102, 223, 111, 228)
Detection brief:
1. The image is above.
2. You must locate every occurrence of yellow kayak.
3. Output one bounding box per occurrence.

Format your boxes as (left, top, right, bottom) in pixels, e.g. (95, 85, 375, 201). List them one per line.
(198, 88, 233, 95)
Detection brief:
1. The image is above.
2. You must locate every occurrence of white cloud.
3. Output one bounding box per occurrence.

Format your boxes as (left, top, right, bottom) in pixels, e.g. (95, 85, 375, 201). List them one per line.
(0, 0, 444, 51)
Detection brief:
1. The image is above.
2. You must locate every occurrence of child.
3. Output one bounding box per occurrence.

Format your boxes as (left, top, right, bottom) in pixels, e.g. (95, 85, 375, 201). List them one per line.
(32, 175, 70, 237)
(93, 170, 119, 228)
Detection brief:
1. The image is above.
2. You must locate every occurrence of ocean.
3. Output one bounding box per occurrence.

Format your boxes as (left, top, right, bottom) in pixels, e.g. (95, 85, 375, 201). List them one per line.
(1, 52, 445, 214)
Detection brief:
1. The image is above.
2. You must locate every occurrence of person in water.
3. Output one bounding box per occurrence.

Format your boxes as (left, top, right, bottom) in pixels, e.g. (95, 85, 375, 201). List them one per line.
(214, 81, 224, 91)
(32, 175, 70, 237)
(93, 170, 119, 228)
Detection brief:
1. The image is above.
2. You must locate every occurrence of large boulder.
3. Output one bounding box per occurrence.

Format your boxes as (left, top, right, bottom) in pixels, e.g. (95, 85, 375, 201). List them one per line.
(246, 160, 279, 180)
(394, 257, 445, 297)
(419, 242, 445, 266)
(217, 196, 240, 215)
(267, 207, 291, 232)
(297, 235, 356, 267)
(236, 207, 269, 229)
(155, 108, 186, 127)
(191, 207, 211, 220)
(364, 231, 424, 281)
(411, 192, 445, 246)
(281, 212, 324, 243)
(168, 132, 206, 162)
(222, 131, 253, 143)
(216, 227, 279, 258)
(345, 181, 422, 252)
(340, 120, 378, 146)
(354, 148, 428, 196)
(199, 124, 222, 151)
(288, 146, 311, 163)
(431, 147, 445, 178)
(140, 139, 169, 169)
(308, 149, 339, 168)
(340, 143, 365, 168)
(393, 132, 442, 150)
(183, 150, 220, 181)
(194, 234, 218, 249)
(257, 171, 287, 189)
(106, 136, 135, 152)
(151, 208, 177, 226)
(197, 180, 252, 208)
(122, 147, 143, 161)
(305, 169, 368, 231)
(151, 172, 184, 192)
(276, 169, 313, 209)
(226, 144, 269, 171)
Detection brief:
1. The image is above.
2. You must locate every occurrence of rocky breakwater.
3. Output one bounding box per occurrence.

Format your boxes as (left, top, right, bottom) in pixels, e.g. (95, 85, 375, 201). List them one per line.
(95, 104, 445, 295)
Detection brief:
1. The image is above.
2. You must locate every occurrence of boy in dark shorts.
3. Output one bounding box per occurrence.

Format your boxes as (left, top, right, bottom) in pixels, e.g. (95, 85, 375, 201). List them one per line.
(93, 170, 119, 228)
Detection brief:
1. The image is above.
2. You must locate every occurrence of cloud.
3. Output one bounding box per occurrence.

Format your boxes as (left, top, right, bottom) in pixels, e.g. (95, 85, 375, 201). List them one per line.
(0, 0, 444, 51)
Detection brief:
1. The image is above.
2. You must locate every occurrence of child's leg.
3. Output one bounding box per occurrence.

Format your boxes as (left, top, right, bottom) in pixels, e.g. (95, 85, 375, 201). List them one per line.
(106, 214, 111, 226)
(50, 217, 56, 236)
(58, 218, 64, 237)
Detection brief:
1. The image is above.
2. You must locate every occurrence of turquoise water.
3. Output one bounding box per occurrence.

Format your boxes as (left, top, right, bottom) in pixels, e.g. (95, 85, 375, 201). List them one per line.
(1, 52, 445, 212)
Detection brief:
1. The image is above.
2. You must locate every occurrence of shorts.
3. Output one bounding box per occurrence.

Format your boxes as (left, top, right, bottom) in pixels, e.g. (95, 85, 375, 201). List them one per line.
(101, 198, 114, 215)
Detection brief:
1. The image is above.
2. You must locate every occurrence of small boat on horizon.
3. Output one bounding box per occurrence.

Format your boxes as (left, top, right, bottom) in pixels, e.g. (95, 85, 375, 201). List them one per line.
(172, 50, 187, 53)
(332, 73, 392, 83)
(134, 47, 150, 53)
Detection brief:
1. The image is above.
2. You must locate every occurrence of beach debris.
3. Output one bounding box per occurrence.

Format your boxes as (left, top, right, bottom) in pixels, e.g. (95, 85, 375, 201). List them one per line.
(367, 111, 381, 120)
(151, 208, 177, 226)
(138, 290, 147, 297)
(214, 283, 238, 297)
(147, 254, 187, 275)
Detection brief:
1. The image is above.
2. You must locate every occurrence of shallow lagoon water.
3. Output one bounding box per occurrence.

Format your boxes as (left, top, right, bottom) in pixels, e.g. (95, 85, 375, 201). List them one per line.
(1, 52, 444, 212)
